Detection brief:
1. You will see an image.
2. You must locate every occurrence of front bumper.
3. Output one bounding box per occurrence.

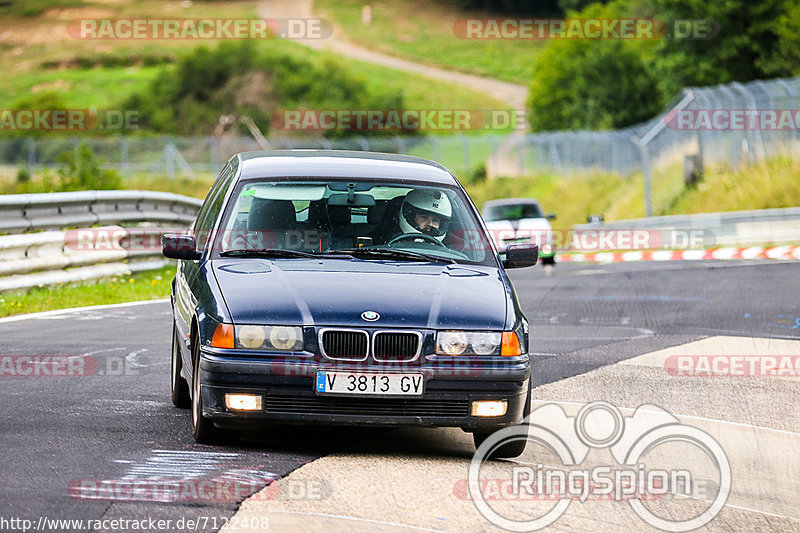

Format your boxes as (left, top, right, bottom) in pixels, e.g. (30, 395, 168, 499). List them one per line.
(198, 348, 530, 431)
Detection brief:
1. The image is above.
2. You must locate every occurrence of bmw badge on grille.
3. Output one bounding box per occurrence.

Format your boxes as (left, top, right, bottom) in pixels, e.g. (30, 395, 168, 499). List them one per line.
(361, 311, 380, 321)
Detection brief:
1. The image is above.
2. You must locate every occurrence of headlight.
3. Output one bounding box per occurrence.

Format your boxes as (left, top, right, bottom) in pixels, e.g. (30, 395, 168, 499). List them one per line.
(234, 325, 303, 351)
(471, 332, 501, 355)
(437, 331, 468, 355)
(436, 331, 501, 356)
(269, 326, 301, 350)
(238, 325, 266, 349)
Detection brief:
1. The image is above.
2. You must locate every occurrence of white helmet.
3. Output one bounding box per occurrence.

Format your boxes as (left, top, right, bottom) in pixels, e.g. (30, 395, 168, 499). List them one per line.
(398, 189, 452, 242)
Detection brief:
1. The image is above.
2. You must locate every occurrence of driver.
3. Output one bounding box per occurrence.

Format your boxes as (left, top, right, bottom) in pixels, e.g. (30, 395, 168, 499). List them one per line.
(396, 189, 452, 243)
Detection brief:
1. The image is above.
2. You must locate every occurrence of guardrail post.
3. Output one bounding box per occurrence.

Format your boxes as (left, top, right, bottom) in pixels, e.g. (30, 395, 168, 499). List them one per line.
(26, 137, 35, 177)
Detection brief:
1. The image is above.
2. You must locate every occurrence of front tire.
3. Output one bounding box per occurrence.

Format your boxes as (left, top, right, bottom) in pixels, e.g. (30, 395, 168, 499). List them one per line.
(171, 324, 190, 409)
(473, 385, 532, 459)
(191, 330, 219, 443)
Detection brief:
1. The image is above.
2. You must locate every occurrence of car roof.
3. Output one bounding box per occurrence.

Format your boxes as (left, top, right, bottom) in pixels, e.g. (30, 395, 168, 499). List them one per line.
(234, 150, 458, 185)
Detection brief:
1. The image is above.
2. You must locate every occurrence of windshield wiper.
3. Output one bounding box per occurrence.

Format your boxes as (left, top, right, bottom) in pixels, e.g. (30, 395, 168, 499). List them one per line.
(220, 248, 319, 259)
(329, 247, 456, 264)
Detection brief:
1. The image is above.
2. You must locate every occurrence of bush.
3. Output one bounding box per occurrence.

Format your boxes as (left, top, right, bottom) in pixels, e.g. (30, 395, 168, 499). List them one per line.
(54, 143, 122, 191)
(16, 167, 30, 183)
(124, 41, 409, 137)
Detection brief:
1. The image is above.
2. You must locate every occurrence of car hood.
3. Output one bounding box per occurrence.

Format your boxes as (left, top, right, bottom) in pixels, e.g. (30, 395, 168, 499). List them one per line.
(211, 258, 509, 329)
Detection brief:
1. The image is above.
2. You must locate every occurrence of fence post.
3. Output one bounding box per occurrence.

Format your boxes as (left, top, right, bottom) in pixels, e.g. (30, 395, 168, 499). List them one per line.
(776, 78, 798, 143)
(26, 137, 36, 177)
(460, 134, 470, 173)
(120, 137, 129, 179)
(165, 138, 175, 180)
(633, 136, 652, 217)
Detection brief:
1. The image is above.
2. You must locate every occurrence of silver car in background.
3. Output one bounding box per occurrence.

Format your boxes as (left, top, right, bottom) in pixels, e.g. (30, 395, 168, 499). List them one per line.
(482, 198, 557, 264)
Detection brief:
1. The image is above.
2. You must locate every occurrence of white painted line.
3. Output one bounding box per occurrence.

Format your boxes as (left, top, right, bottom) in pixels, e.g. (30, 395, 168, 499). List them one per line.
(710, 247, 734, 260)
(681, 249, 707, 260)
(650, 250, 675, 261)
(765, 245, 791, 259)
(0, 298, 169, 324)
(741, 246, 764, 259)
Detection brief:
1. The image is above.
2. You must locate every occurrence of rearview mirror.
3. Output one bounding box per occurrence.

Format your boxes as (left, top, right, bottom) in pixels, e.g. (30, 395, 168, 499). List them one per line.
(548, 213, 557, 220)
(327, 193, 375, 207)
(502, 243, 538, 269)
(162, 234, 201, 260)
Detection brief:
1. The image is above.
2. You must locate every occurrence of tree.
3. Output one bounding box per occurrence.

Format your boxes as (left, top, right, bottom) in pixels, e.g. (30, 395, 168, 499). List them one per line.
(527, 3, 662, 131)
(649, 0, 799, 95)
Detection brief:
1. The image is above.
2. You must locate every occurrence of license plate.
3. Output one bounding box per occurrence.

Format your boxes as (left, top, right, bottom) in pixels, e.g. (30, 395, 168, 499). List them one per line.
(315, 371, 423, 396)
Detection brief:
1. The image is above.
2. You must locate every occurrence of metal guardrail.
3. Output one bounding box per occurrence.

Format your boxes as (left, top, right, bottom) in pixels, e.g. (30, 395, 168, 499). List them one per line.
(0, 191, 202, 292)
(0, 190, 201, 234)
(573, 207, 800, 248)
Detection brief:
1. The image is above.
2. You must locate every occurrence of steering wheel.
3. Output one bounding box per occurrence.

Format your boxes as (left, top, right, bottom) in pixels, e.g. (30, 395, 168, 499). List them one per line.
(388, 232, 446, 247)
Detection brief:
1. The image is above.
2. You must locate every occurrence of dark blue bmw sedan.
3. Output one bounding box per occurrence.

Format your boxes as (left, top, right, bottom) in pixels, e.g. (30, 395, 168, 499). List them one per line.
(163, 150, 538, 457)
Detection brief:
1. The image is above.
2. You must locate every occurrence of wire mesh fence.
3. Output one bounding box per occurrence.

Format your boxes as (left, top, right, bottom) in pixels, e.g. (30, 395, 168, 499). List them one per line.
(1, 75, 797, 215)
(0, 133, 504, 183)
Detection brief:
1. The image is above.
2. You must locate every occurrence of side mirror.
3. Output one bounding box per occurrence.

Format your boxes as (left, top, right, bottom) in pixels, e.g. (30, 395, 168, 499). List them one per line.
(547, 213, 557, 220)
(162, 234, 201, 260)
(503, 243, 538, 269)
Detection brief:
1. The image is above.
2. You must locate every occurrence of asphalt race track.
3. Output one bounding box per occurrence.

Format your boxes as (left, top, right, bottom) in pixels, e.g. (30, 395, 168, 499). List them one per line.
(1, 259, 798, 532)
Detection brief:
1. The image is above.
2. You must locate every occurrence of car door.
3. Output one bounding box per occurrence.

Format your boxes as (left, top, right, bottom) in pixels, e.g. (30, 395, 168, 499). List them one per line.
(174, 162, 236, 348)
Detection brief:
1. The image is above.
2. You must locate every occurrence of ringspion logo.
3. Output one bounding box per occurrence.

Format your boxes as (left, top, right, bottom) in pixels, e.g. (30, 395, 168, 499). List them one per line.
(468, 401, 730, 531)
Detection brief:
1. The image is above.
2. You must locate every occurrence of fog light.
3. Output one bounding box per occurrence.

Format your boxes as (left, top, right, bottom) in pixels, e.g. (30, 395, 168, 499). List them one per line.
(471, 400, 508, 417)
(225, 393, 262, 411)
(540, 243, 552, 255)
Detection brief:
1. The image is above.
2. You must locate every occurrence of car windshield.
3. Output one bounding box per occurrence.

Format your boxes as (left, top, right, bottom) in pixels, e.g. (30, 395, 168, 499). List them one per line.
(484, 202, 543, 221)
(213, 179, 496, 266)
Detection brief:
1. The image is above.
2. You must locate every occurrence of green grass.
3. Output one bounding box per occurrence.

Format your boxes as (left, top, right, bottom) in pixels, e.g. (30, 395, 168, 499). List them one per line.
(0, 1, 507, 114)
(464, 152, 800, 228)
(0, 0, 86, 17)
(0, 264, 174, 317)
(1, 66, 163, 109)
(0, 169, 215, 198)
(317, 0, 544, 85)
